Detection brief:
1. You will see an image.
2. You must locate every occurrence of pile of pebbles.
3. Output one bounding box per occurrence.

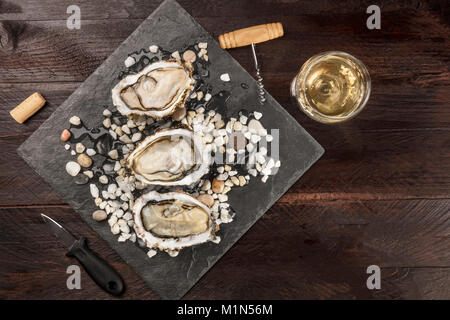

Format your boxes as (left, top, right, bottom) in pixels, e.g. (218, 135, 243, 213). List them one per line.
(61, 42, 281, 257)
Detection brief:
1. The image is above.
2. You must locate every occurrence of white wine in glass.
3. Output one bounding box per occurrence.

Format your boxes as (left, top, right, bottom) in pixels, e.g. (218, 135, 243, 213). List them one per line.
(291, 51, 371, 124)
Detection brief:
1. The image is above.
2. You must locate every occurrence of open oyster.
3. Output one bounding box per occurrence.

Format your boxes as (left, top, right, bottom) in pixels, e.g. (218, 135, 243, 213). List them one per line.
(133, 191, 216, 252)
(127, 126, 211, 186)
(112, 59, 194, 118)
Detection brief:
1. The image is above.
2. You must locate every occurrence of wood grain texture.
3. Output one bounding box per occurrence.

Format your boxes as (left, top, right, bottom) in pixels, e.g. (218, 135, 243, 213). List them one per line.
(0, 0, 448, 299)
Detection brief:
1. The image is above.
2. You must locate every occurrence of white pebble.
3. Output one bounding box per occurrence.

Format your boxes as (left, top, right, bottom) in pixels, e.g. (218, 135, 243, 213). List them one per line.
(70, 150, 76, 156)
(239, 115, 248, 125)
(84, 170, 94, 179)
(149, 45, 159, 53)
(103, 109, 112, 117)
(69, 116, 81, 126)
(108, 149, 119, 160)
(64, 144, 70, 150)
(124, 56, 135, 67)
(254, 111, 263, 120)
(251, 135, 261, 144)
(205, 93, 212, 102)
(111, 223, 120, 235)
(218, 194, 228, 202)
(99, 175, 108, 184)
(220, 73, 231, 82)
(275, 160, 281, 168)
(86, 148, 96, 156)
(261, 175, 269, 183)
(89, 184, 99, 198)
(147, 249, 157, 258)
(198, 42, 208, 49)
(266, 134, 273, 142)
(131, 132, 142, 142)
(171, 51, 181, 60)
(75, 143, 85, 153)
(66, 161, 81, 176)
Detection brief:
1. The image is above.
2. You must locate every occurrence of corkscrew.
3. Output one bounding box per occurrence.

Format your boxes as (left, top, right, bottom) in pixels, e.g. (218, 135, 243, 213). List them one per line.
(251, 43, 266, 104)
(219, 23, 284, 106)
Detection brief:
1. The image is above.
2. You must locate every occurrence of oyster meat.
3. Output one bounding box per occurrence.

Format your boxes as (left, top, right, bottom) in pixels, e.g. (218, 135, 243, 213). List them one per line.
(112, 59, 194, 118)
(127, 126, 211, 186)
(133, 191, 215, 252)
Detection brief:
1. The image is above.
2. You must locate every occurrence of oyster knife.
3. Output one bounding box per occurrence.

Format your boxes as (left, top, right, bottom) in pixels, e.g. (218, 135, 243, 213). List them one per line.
(41, 214, 125, 296)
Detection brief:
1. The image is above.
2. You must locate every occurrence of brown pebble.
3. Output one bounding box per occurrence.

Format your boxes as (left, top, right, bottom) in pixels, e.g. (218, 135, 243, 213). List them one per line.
(182, 50, 196, 63)
(197, 194, 214, 208)
(92, 210, 107, 221)
(77, 153, 92, 168)
(172, 107, 187, 121)
(212, 178, 224, 193)
(60, 129, 71, 142)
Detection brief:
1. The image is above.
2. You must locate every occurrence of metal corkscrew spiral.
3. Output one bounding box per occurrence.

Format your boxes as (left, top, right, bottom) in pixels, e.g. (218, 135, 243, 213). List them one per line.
(251, 43, 266, 105)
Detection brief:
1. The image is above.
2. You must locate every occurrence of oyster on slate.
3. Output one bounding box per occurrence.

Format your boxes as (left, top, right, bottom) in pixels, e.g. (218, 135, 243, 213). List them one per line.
(126, 126, 211, 186)
(112, 59, 194, 118)
(133, 191, 216, 252)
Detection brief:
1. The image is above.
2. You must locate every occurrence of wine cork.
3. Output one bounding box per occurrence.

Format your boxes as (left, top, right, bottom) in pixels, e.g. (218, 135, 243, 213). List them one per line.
(10, 92, 46, 124)
(218, 22, 284, 49)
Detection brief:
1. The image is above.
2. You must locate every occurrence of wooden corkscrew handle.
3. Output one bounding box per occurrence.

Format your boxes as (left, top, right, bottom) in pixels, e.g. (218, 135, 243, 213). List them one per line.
(218, 22, 284, 49)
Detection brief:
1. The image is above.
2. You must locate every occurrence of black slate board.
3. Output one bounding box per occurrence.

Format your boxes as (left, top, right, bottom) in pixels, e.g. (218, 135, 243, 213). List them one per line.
(18, 0, 324, 299)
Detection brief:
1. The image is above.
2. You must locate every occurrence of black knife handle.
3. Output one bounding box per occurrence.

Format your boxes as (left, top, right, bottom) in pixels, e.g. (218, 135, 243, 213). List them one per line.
(67, 237, 124, 296)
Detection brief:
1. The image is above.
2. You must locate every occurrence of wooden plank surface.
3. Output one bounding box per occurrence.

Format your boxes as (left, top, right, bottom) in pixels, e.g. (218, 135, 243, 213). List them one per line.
(0, 0, 449, 299)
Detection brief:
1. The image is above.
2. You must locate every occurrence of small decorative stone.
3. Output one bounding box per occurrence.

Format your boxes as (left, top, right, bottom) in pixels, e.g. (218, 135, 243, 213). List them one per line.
(124, 56, 135, 67)
(238, 176, 246, 186)
(75, 142, 85, 153)
(182, 50, 196, 63)
(108, 149, 119, 160)
(77, 154, 92, 168)
(64, 144, 70, 150)
(89, 184, 99, 198)
(66, 161, 81, 176)
(69, 116, 81, 126)
(218, 194, 228, 202)
(230, 176, 240, 186)
(205, 93, 212, 102)
(99, 175, 108, 184)
(254, 111, 263, 120)
(197, 194, 214, 208)
(83, 170, 94, 179)
(119, 135, 132, 144)
(131, 132, 142, 142)
(220, 73, 230, 82)
(60, 129, 71, 142)
(198, 42, 207, 49)
(103, 109, 112, 117)
(147, 249, 157, 258)
(201, 180, 211, 191)
(149, 45, 159, 53)
(248, 119, 264, 134)
(261, 175, 269, 183)
(121, 125, 131, 135)
(212, 178, 224, 193)
(171, 51, 181, 60)
(86, 148, 96, 156)
(93, 210, 107, 221)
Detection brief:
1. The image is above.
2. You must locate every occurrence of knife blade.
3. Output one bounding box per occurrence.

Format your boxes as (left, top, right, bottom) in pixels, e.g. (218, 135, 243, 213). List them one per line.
(41, 214, 125, 296)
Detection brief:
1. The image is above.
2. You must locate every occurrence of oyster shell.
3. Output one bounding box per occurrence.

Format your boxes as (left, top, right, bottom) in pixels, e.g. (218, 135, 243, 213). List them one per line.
(127, 126, 211, 186)
(133, 191, 216, 252)
(112, 59, 194, 118)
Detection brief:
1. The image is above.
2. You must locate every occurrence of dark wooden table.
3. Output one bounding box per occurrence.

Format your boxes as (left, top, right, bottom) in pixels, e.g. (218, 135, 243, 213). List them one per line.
(0, 0, 449, 300)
